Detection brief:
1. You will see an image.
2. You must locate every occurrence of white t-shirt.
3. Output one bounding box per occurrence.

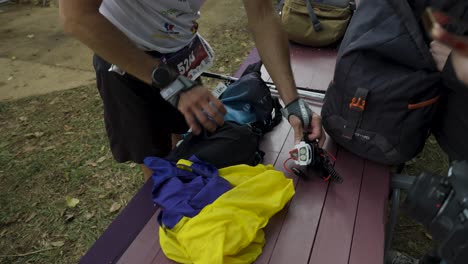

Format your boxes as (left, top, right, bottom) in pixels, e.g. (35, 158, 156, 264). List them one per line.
(100, 0, 206, 53)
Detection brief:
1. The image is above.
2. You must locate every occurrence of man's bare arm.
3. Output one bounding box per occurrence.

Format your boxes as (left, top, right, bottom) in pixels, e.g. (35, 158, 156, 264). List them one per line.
(59, 0, 159, 84)
(243, 0, 324, 145)
(243, 0, 298, 105)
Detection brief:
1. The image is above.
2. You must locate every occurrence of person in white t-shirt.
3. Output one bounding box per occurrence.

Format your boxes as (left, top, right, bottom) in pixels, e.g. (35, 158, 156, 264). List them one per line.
(59, 0, 325, 178)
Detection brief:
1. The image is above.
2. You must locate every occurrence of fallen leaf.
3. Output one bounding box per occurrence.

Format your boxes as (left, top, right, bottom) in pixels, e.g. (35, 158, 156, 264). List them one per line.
(424, 232, 433, 240)
(23, 146, 36, 153)
(87, 162, 97, 167)
(27, 34, 35, 39)
(218, 66, 225, 72)
(96, 156, 106, 164)
(98, 193, 107, 199)
(51, 241, 64, 247)
(84, 212, 94, 220)
(104, 182, 112, 190)
(64, 214, 75, 222)
(7, 76, 13, 81)
(24, 132, 44, 139)
(129, 163, 137, 168)
(11, 56, 16, 60)
(59, 208, 66, 217)
(109, 202, 121, 213)
(63, 125, 72, 131)
(65, 197, 80, 208)
(25, 213, 36, 223)
(19, 116, 28, 122)
(100, 145, 106, 152)
(49, 97, 59, 105)
(44, 146, 56, 151)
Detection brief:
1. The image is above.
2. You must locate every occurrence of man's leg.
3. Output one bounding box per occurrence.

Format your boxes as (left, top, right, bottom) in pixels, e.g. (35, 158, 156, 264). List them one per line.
(141, 164, 153, 180)
(93, 54, 189, 174)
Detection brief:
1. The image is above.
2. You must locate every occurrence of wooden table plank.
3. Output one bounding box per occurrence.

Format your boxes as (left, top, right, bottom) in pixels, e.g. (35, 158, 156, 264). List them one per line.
(289, 44, 336, 91)
(259, 118, 292, 153)
(348, 160, 390, 264)
(266, 133, 337, 264)
(267, 170, 329, 264)
(117, 212, 161, 264)
(308, 148, 365, 264)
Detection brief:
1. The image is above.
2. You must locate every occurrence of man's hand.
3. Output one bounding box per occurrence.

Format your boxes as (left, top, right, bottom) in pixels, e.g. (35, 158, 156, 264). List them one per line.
(178, 86, 226, 135)
(289, 114, 326, 147)
(451, 51, 468, 86)
(430, 41, 452, 72)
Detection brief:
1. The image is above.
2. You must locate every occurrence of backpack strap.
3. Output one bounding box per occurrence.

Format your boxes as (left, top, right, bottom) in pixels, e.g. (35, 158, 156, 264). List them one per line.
(306, 0, 323, 32)
(277, 0, 285, 14)
(250, 98, 283, 135)
(343, 88, 368, 140)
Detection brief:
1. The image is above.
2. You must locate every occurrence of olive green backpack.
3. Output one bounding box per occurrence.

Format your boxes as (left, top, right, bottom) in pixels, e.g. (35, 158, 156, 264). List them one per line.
(279, 0, 355, 47)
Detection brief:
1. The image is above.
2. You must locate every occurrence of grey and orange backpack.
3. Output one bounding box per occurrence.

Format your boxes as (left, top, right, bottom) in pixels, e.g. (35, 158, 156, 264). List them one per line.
(322, 0, 442, 165)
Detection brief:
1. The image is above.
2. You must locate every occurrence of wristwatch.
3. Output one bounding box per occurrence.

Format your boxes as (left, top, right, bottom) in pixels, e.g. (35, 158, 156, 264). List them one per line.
(160, 75, 198, 102)
(151, 64, 178, 90)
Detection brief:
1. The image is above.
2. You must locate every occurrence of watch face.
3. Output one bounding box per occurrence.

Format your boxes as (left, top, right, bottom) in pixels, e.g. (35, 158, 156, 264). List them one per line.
(152, 67, 172, 88)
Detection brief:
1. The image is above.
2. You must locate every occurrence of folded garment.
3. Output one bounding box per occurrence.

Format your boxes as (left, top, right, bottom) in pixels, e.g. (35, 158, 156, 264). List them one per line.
(144, 156, 232, 228)
(159, 163, 295, 264)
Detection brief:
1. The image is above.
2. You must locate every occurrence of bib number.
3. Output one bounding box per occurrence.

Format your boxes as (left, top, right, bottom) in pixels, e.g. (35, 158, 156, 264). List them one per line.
(163, 35, 214, 81)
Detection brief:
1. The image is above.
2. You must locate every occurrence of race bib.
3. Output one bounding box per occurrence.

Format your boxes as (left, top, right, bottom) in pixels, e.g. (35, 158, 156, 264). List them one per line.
(162, 35, 215, 81)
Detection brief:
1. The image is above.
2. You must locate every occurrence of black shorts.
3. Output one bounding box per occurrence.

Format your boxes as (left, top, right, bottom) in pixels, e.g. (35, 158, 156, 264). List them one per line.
(93, 54, 189, 164)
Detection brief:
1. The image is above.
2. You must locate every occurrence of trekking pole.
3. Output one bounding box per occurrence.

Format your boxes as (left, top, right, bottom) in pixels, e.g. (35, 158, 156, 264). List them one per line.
(201, 72, 326, 102)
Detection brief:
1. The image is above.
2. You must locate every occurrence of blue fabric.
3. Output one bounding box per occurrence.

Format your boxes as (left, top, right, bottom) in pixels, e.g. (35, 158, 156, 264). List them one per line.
(144, 155, 232, 228)
(220, 72, 273, 125)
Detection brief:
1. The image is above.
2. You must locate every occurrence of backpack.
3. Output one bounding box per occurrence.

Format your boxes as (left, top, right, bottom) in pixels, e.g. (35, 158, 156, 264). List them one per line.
(220, 62, 282, 135)
(321, 0, 442, 165)
(166, 62, 283, 168)
(166, 122, 263, 168)
(279, 0, 355, 47)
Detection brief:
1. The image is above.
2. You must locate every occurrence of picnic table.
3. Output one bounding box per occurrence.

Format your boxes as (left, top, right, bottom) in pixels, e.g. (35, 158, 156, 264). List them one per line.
(80, 43, 391, 264)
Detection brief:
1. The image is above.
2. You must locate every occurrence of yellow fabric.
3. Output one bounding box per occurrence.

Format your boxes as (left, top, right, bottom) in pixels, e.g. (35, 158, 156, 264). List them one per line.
(159, 164, 295, 264)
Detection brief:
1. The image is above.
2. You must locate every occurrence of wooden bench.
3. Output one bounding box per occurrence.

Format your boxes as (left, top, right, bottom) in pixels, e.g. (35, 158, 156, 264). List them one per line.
(80, 43, 391, 264)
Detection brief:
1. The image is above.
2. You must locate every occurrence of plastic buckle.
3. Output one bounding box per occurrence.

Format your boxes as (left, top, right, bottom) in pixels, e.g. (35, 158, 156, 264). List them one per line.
(313, 21, 323, 32)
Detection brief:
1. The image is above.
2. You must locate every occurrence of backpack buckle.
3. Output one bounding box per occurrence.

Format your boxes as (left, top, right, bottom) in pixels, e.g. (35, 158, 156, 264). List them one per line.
(349, 97, 366, 111)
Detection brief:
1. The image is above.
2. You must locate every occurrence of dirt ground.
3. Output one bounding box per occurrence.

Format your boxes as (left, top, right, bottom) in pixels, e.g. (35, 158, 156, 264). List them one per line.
(0, 0, 251, 101)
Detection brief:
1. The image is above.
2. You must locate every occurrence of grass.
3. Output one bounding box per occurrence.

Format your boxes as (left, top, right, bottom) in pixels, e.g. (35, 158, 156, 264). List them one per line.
(0, 86, 145, 263)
